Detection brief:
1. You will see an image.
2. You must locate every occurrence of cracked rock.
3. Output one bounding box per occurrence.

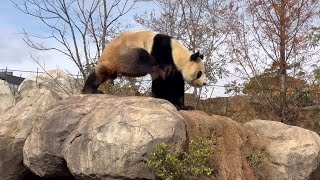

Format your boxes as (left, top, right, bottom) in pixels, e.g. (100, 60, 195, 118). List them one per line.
(244, 120, 320, 180)
(0, 88, 64, 180)
(23, 94, 186, 179)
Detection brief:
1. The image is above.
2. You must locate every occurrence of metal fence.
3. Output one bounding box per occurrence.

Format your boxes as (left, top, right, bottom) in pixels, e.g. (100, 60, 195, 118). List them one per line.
(0, 67, 82, 79)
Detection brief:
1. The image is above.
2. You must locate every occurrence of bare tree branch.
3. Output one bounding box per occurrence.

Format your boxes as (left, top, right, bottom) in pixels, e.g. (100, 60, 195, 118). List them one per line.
(228, 0, 320, 122)
(12, 0, 135, 78)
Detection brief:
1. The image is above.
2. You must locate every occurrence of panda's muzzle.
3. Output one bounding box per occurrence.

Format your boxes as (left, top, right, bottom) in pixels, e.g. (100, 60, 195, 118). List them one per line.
(191, 81, 206, 87)
(192, 76, 207, 87)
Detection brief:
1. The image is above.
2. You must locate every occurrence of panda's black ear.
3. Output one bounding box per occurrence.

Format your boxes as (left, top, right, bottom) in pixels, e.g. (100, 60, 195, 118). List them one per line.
(199, 54, 204, 59)
(190, 52, 200, 61)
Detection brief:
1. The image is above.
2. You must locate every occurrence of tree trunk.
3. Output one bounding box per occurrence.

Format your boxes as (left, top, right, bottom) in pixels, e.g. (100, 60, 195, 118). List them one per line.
(279, 0, 287, 122)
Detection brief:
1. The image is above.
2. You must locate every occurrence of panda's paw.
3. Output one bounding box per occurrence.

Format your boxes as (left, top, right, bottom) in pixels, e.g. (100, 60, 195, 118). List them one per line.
(81, 88, 104, 94)
(95, 90, 104, 94)
(176, 105, 195, 111)
(163, 66, 174, 75)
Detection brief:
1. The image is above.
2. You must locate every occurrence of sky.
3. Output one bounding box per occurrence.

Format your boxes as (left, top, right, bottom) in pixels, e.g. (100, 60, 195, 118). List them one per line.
(0, 0, 78, 77)
(0, 0, 229, 97)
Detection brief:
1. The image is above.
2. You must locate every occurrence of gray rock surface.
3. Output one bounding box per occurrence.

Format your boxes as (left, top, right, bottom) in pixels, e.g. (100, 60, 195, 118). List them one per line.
(0, 88, 63, 180)
(0, 79, 15, 115)
(23, 95, 186, 179)
(244, 120, 320, 180)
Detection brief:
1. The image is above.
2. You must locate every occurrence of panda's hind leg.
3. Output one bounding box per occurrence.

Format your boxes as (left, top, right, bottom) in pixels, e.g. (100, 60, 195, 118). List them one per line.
(81, 72, 104, 94)
(81, 64, 117, 94)
(115, 47, 175, 80)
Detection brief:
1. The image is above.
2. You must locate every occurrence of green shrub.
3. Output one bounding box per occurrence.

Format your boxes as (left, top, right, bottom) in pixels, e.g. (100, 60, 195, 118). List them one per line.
(246, 147, 266, 169)
(147, 137, 215, 180)
(98, 79, 143, 96)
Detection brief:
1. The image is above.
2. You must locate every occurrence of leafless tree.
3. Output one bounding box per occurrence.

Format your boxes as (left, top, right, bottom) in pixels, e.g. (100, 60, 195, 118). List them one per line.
(12, 0, 135, 78)
(228, 0, 320, 122)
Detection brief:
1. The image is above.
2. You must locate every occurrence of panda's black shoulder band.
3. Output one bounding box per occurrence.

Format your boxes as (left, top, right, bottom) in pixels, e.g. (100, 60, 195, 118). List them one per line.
(151, 34, 174, 65)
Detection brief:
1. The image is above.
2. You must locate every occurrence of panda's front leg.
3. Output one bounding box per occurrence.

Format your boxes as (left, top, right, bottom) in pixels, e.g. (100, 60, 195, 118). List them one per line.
(174, 96, 194, 111)
(81, 72, 104, 94)
(169, 74, 194, 111)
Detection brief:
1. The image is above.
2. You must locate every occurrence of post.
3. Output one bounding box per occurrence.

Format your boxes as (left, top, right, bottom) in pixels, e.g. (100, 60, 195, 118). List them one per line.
(36, 68, 39, 86)
(5, 66, 8, 84)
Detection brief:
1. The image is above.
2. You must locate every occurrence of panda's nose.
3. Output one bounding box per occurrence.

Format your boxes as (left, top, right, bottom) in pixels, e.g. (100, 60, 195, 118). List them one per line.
(203, 82, 207, 86)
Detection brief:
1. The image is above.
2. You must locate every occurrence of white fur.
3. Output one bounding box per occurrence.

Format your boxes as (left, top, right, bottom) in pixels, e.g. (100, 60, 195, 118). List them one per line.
(171, 39, 207, 87)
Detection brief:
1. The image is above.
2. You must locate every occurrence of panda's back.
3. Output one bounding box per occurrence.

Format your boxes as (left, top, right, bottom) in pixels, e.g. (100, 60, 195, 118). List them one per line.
(98, 31, 157, 67)
(96, 31, 160, 76)
(116, 31, 178, 66)
(107, 31, 157, 54)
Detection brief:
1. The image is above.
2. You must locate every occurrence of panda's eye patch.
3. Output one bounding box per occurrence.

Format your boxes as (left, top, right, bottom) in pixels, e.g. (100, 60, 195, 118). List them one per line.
(196, 71, 202, 79)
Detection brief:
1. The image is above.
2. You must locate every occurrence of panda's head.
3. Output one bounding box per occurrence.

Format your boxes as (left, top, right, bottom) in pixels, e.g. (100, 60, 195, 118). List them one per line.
(179, 51, 207, 87)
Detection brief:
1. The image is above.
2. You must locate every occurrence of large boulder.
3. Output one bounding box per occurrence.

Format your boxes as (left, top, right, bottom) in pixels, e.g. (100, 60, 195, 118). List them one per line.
(17, 69, 81, 100)
(0, 69, 81, 180)
(23, 95, 186, 179)
(180, 112, 320, 180)
(244, 120, 320, 180)
(0, 88, 63, 180)
(180, 111, 267, 180)
(0, 79, 15, 115)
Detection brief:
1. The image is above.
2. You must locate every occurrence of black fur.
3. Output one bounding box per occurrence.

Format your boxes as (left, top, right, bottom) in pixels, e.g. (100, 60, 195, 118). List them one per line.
(81, 72, 103, 94)
(152, 70, 193, 110)
(191, 52, 200, 61)
(151, 34, 191, 110)
(151, 34, 174, 65)
(118, 47, 157, 76)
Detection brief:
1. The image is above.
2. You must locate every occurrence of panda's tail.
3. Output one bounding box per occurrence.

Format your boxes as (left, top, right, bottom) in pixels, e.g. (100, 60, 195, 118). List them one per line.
(81, 72, 103, 94)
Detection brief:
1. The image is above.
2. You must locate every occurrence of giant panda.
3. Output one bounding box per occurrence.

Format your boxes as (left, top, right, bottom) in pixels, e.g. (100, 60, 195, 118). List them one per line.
(82, 30, 207, 110)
